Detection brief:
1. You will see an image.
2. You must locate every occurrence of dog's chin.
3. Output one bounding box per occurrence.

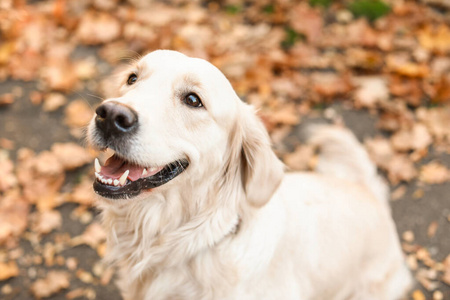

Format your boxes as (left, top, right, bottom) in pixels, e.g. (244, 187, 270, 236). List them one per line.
(93, 152, 189, 200)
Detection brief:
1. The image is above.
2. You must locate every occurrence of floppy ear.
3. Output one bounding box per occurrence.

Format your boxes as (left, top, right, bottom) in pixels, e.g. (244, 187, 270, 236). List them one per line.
(236, 104, 285, 207)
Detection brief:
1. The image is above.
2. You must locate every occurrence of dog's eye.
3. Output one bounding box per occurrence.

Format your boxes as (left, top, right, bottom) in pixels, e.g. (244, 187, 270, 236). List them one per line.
(183, 93, 203, 108)
(127, 73, 138, 85)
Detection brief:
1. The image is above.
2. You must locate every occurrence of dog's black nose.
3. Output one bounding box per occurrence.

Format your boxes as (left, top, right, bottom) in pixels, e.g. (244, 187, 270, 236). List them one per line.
(95, 102, 138, 135)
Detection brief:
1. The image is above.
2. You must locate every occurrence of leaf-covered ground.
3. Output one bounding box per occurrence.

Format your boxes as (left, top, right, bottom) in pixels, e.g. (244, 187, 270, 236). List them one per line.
(0, 0, 449, 299)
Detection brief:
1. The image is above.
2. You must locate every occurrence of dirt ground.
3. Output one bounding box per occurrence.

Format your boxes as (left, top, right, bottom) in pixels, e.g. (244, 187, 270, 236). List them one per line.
(0, 1, 449, 299)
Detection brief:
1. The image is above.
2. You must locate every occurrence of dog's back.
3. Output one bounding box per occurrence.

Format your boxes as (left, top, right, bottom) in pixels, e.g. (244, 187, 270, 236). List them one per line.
(268, 125, 413, 299)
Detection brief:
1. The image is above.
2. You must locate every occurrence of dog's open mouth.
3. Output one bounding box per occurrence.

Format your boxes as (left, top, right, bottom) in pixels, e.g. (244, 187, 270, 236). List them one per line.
(93, 153, 189, 199)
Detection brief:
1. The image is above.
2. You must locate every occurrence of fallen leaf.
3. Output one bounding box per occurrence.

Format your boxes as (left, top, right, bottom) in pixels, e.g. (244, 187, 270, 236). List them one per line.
(71, 222, 106, 249)
(0, 190, 29, 245)
(0, 93, 14, 106)
(0, 261, 19, 281)
(412, 289, 426, 300)
(0, 157, 17, 192)
(352, 76, 388, 108)
(30, 271, 70, 299)
(311, 73, 353, 100)
(391, 185, 406, 201)
(51, 143, 93, 171)
(69, 176, 96, 206)
(386, 154, 417, 185)
(418, 24, 450, 54)
(76, 12, 121, 45)
(31, 210, 62, 235)
(65, 99, 94, 129)
(391, 124, 432, 152)
(364, 136, 394, 170)
(16, 149, 65, 210)
(42, 93, 67, 112)
(419, 161, 450, 184)
(443, 255, 450, 285)
(289, 3, 323, 45)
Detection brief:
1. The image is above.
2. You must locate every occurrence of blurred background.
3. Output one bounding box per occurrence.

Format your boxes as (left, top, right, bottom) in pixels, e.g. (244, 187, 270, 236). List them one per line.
(0, 0, 449, 299)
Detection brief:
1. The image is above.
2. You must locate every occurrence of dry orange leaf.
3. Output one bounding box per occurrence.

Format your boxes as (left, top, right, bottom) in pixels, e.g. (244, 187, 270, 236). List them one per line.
(352, 76, 388, 108)
(32, 210, 62, 235)
(51, 143, 93, 171)
(391, 124, 432, 152)
(71, 222, 106, 249)
(64, 99, 94, 129)
(418, 24, 450, 54)
(30, 271, 70, 299)
(76, 12, 121, 45)
(419, 161, 450, 184)
(0, 261, 19, 281)
(69, 176, 96, 206)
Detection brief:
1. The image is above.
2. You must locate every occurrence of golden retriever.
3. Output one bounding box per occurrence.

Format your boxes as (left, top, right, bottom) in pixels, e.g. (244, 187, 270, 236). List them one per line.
(87, 50, 412, 300)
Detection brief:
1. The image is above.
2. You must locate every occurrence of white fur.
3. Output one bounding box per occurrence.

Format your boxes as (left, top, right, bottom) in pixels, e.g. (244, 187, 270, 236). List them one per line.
(88, 50, 412, 300)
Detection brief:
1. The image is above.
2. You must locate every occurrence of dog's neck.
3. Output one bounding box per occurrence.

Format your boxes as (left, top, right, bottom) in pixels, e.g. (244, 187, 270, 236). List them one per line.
(98, 178, 243, 281)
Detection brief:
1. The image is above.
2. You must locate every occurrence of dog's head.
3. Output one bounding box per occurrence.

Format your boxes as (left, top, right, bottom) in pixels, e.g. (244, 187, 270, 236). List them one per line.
(88, 50, 284, 206)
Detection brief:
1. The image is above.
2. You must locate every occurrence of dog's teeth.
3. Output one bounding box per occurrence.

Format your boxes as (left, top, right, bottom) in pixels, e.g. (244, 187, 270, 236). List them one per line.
(101, 178, 107, 184)
(113, 179, 119, 186)
(95, 172, 100, 179)
(142, 168, 148, 176)
(94, 158, 101, 173)
(107, 179, 113, 185)
(119, 170, 129, 186)
(149, 167, 157, 173)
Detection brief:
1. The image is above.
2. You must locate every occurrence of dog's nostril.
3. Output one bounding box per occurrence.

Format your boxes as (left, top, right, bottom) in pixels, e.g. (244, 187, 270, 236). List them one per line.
(96, 105, 107, 119)
(115, 114, 135, 130)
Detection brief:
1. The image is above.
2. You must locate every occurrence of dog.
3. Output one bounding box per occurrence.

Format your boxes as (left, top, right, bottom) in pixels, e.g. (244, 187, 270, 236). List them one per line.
(87, 50, 412, 300)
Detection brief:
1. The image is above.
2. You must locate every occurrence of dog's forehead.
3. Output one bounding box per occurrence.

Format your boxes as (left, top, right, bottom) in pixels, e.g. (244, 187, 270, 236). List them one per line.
(140, 50, 228, 85)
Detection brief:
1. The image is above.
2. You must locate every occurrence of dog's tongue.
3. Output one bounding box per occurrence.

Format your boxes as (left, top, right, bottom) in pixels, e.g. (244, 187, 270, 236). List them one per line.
(101, 155, 143, 181)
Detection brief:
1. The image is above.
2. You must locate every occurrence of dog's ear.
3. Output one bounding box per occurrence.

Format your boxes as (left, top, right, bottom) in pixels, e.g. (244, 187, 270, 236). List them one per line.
(236, 104, 284, 207)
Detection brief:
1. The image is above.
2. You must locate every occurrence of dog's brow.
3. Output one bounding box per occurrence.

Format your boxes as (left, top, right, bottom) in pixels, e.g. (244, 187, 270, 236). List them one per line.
(136, 63, 153, 81)
(181, 73, 202, 88)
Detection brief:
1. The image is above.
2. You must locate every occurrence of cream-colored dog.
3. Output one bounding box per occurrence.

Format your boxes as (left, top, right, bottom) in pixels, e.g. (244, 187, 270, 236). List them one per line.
(87, 50, 412, 300)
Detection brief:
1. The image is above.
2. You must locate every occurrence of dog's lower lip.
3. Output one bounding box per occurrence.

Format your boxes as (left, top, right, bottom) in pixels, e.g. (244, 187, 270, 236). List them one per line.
(93, 159, 189, 199)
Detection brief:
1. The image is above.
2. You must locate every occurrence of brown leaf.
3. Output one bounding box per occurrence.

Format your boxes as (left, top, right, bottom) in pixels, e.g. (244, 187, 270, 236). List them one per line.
(0, 261, 19, 281)
(416, 107, 450, 142)
(364, 136, 394, 170)
(352, 76, 388, 108)
(0, 157, 17, 192)
(76, 12, 121, 45)
(386, 154, 417, 185)
(65, 99, 94, 129)
(30, 271, 70, 299)
(443, 255, 450, 285)
(31, 210, 62, 235)
(69, 176, 96, 206)
(289, 3, 323, 45)
(389, 76, 422, 107)
(16, 149, 65, 210)
(418, 24, 450, 54)
(71, 222, 106, 249)
(51, 143, 92, 171)
(412, 289, 426, 300)
(391, 185, 407, 201)
(419, 161, 450, 184)
(391, 124, 432, 152)
(312, 73, 353, 100)
(0, 190, 29, 246)
(42, 93, 67, 112)
(0, 93, 14, 106)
